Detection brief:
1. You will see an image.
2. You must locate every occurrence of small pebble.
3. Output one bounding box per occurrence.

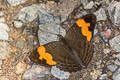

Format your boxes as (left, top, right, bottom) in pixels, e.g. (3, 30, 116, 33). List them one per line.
(112, 68, 120, 80)
(16, 40, 25, 49)
(51, 66, 70, 80)
(15, 62, 27, 74)
(7, 0, 28, 6)
(107, 64, 118, 72)
(14, 21, 23, 28)
(99, 74, 107, 80)
(115, 59, 120, 66)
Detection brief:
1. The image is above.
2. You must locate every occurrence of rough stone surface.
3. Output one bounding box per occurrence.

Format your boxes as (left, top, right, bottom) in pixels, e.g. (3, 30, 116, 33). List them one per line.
(0, 42, 10, 59)
(0, 11, 3, 16)
(0, 17, 5, 22)
(84, 1, 94, 9)
(0, 23, 9, 40)
(16, 40, 25, 49)
(115, 59, 120, 66)
(113, 53, 120, 60)
(90, 69, 102, 80)
(109, 35, 120, 52)
(7, 0, 28, 6)
(0, 60, 2, 69)
(0, 76, 9, 80)
(22, 65, 50, 80)
(14, 21, 23, 28)
(99, 74, 107, 80)
(15, 62, 27, 74)
(51, 66, 70, 80)
(38, 23, 66, 45)
(108, 1, 120, 26)
(112, 68, 120, 80)
(94, 8, 107, 21)
(107, 64, 118, 72)
(17, 4, 40, 22)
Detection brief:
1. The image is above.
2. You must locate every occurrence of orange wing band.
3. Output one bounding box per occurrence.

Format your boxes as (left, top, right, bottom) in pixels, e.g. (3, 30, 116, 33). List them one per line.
(37, 46, 56, 65)
(76, 19, 92, 41)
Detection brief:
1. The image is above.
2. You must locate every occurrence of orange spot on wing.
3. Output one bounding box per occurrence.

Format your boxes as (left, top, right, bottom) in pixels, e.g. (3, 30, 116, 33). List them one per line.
(37, 46, 56, 65)
(76, 19, 92, 41)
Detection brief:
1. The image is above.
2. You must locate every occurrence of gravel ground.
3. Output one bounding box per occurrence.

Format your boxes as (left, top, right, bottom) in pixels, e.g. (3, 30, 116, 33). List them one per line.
(0, 0, 120, 80)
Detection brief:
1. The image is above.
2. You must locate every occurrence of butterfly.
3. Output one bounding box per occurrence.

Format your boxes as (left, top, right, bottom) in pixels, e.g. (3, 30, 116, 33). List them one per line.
(29, 14, 96, 72)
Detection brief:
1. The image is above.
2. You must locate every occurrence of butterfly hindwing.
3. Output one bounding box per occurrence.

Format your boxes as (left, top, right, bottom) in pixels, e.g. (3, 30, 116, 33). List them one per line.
(30, 41, 82, 72)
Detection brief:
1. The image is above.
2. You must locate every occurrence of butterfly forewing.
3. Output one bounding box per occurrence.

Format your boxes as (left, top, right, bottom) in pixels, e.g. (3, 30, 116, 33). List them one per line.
(64, 14, 96, 66)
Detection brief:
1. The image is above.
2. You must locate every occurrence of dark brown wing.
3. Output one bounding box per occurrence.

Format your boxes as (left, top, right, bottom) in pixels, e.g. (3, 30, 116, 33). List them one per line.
(29, 41, 82, 72)
(64, 14, 96, 66)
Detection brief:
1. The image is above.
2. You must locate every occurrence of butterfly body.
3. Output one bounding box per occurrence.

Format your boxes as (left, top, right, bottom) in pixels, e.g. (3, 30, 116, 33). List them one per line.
(29, 14, 96, 72)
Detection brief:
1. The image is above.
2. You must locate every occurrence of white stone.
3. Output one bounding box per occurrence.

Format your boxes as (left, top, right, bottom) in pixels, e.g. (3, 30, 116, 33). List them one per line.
(0, 11, 4, 16)
(108, 1, 120, 26)
(0, 17, 5, 22)
(17, 4, 41, 22)
(38, 23, 66, 45)
(15, 62, 27, 74)
(14, 21, 23, 28)
(109, 35, 120, 52)
(113, 68, 120, 80)
(7, 0, 28, 6)
(84, 1, 94, 9)
(51, 66, 70, 80)
(0, 23, 9, 40)
(114, 54, 120, 60)
(0, 42, 10, 59)
(94, 8, 107, 21)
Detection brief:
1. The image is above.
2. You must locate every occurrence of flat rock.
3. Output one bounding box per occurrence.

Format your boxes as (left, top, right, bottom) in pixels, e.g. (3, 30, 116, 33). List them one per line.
(112, 68, 120, 80)
(109, 35, 120, 52)
(107, 64, 118, 72)
(15, 62, 27, 74)
(22, 65, 50, 80)
(38, 23, 66, 45)
(7, 0, 28, 6)
(0, 23, 9, 40)
(94, 8, 107, 21)
(108, 1, 120, 26)
(0, 42, 10, 59)
(51, 66, 70, 80)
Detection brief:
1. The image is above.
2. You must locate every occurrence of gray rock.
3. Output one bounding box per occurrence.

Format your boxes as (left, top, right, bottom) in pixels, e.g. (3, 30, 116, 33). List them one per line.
(0, 11, 3, 16)
(109, 35, 120, 52)
(113, 53, 120, 60)
(0, 17, 5, 22)
(0, 60, 2, 69)
(16, 40, 25, 49)
(38, 12, 54, 24)
(107, 64, 118, 72)
(107, 1, 120, 26)
(51, 66, 70, 80)
(99, 74, 107, 80)
(22, 65, 50, 80)
(84, 1, 94, 9)
(0, 23, 9, 40)
(7, 0, 28, 6)
(14, 21, 23, 28)
(112, 68, 120, 80)
(17, 4, 39, 22)
(115, 59, 120, 66)
(0, 76, 9, 80)
(38, 23, 66, 45)
(94, 8, 107, 21)
(0, 42, 10, 59)
(80, 0, 88, 7)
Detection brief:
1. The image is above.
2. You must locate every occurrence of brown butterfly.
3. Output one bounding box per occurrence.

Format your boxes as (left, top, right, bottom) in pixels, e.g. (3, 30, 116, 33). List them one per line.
(29, 14, 96, 72)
